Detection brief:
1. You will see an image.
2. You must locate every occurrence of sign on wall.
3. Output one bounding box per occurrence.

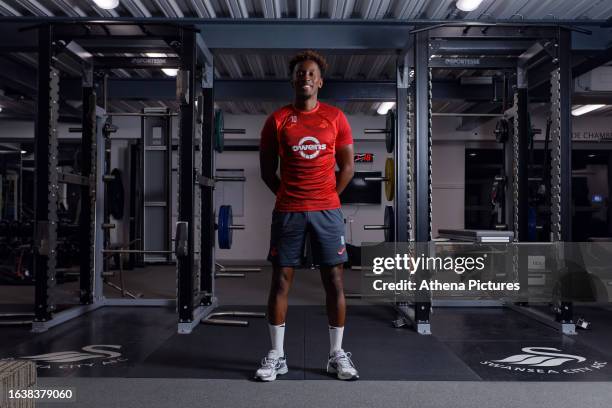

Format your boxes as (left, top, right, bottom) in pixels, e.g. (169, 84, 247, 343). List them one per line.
(572, 131, 612, 142)
(354, 153, 375, 163)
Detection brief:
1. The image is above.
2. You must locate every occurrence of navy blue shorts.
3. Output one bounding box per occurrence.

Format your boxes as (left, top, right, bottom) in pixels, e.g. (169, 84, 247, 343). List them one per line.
(267, 209, 348, 267)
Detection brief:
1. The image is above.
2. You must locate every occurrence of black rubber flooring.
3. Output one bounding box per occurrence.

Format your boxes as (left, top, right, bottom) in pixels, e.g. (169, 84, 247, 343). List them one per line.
(301, 306, 478, 380)
(0, 307, 177, 378)
(570, 306, 612, 360)
(1, 305, 611, 381)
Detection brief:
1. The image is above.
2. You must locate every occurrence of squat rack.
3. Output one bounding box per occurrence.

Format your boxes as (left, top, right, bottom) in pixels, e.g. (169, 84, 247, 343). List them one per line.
(392, 24, 578, 335)
(28, 23, 224, 333)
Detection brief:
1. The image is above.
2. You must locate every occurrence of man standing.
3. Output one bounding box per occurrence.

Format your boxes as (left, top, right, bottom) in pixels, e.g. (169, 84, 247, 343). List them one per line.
(256, 50, 358, 381)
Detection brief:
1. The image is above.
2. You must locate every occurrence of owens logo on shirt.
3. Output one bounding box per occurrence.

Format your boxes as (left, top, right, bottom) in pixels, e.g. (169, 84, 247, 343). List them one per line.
(292, 136, 327, 159)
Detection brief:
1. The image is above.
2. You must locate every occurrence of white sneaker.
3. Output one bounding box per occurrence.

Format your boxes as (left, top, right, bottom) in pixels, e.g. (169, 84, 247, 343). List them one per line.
(327, 349, 359, 380)
(254, 350, 288, 381)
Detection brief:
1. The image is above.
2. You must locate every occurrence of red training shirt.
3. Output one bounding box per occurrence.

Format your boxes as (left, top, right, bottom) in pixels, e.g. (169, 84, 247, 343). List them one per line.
(260, 102, 353, 212)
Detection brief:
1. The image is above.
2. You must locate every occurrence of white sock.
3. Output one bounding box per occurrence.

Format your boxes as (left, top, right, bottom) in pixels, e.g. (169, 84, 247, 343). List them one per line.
(329, 326, 344, 354)
(268, 323, 285, 357)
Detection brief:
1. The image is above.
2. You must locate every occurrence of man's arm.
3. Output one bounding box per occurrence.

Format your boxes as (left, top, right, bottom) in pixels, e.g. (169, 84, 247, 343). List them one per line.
(335, 144, 355, 194)
(260, 148, 281, 195)
(260, 115, 281, 195)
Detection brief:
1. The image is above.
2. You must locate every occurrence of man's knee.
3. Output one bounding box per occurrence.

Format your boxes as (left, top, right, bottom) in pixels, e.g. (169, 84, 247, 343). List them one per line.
(271, 268, 293, 295)
(323, 266, 345, 294)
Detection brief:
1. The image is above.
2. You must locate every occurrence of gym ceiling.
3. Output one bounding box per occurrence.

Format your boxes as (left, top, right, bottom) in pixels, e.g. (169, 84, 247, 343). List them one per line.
(0, 0, 611, 123)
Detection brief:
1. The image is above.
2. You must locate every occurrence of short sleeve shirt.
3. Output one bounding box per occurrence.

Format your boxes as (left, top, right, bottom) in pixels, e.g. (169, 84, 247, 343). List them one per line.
(260, 102, 353, 212)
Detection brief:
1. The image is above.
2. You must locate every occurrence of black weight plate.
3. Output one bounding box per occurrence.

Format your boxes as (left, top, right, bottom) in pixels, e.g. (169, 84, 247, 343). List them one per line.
(384, 205, 395, 243)
(214, 110, 224, 153)
(385, 110, 395, 153)
(495, 118, 509, 144)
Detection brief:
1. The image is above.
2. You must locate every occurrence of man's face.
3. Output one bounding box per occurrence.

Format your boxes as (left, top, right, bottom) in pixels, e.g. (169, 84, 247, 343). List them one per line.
(291, 59, 323, 98)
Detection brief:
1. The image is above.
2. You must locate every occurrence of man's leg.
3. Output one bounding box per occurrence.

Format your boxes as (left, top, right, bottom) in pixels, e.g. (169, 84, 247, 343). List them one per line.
(267, 265, 295, 354)
(320, 264, 347, 355)
(320, 263, 358, 380)
(256, 211, 305, 381)
(310, 209, 358, 380)
(320, 264, 346, 328)
(310, 210, 349, 351)
(255, 266, 295, 381)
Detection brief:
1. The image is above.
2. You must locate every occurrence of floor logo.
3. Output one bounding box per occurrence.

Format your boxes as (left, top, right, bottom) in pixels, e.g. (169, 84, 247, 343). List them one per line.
(292, 136, 326, 159)
(494, 347, 585, 367)
(1, 345, 128, 370)
(481, 347, 607, 375)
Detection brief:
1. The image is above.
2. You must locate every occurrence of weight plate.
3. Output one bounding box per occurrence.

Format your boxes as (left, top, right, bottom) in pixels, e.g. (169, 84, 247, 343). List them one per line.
(494, 118, 509, 144)
(384, 157, 395, 201)
(385, 110, 395, 153)
(384, 205, 395, 243)
(214, 110, 224, 153)
(218, 205, 233, 249)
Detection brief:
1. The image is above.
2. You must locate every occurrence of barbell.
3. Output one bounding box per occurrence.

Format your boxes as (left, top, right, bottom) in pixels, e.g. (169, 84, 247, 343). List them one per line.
(362, 157, 395, 201)
(101, 205, 243, 254)
(363, 205, 395, 243)
(70, 111, 242, 154)
(363, 110, 395, 153)
(214, 110, 246, 153)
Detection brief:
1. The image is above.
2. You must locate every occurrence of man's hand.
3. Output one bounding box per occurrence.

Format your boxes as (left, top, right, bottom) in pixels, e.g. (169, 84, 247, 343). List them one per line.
(260, 148, 281, 195)
(335, 144, 355, 195)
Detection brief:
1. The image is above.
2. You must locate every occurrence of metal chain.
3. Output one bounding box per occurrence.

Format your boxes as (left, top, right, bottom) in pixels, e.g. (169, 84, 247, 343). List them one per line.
(550, 68, 562, 242)
(193, 103, 203, 299)
(407, 70, 415, 242)
(47, 67, 60, 308)
(512, 93, 520, 241)
(88, 93, 97, 299)
(510, 93, 520, 287)
(427, 68, 433, 240)
(399, 70, 416, 305)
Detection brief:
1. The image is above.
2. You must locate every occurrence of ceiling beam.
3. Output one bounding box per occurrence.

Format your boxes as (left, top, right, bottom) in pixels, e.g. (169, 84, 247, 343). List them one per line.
(55, 78, 498, 102)
(0, 56, 38, 96)
(0, 56, 80, 118)
(1, 20, 610, 54)
(197, 23, 412, 53)
(573, 92, 612, 105)
(572, 45, 612, 78)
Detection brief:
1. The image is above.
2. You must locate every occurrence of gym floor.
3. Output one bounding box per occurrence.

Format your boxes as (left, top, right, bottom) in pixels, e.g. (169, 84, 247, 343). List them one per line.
(1, 264, 612, 407)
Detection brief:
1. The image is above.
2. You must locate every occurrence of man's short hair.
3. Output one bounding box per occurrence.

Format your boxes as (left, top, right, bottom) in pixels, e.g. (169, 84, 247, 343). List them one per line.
(289, 50, 328, 77)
